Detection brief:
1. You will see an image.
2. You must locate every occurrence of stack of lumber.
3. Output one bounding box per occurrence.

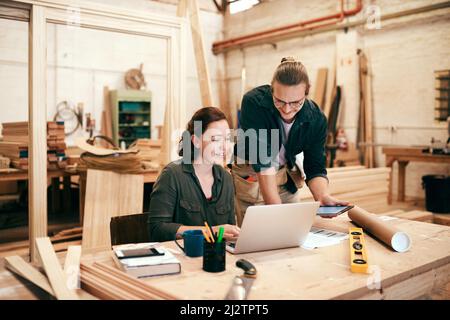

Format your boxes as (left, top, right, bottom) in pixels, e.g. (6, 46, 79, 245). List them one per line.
(299, 165, 391, 213)
(0, 154, 10, 169)
(4, 236, 177, 300)
(377, 209, 450, 227)
(129, 139, 161, 161)
(0, 121, 67, 170)
(47, 121, 68, 169)
(5, 237, 80, 299)
(80, 262, 178, 300)
(129, 138, 161, 171)
(0, 141, 28, 169)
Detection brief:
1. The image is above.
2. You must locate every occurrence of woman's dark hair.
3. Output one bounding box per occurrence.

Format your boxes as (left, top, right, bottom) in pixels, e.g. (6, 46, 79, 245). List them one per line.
(179, 107, 228, 159)
(271, 57, 310, 95)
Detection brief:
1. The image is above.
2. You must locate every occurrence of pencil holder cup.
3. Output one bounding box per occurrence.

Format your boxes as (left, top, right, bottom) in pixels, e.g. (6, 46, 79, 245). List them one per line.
(202, 240, 226, 273)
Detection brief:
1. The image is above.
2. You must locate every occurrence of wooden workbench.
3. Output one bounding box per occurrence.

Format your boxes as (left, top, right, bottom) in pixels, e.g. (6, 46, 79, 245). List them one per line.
(382, 146, 450, 203)
(0, 168, 75, 182)
(0, 168, 78, 214)
(77, 214, 450, 300)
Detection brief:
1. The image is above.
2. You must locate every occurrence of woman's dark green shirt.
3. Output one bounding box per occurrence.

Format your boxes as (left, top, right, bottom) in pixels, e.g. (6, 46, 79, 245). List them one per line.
(148, 160, 235, 242)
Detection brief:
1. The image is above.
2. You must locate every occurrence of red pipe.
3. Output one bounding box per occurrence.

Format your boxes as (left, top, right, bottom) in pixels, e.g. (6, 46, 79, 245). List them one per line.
(213, 0, 362, 54)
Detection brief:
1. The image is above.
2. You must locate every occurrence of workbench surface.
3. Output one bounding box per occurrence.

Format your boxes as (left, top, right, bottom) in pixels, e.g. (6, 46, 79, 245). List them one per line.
(79, 214, 450, 300)
(1, 214, 448, 299)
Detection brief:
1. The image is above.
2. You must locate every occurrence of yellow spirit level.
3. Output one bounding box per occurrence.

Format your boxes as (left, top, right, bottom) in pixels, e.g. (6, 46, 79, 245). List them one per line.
(349, 227, 369, 273)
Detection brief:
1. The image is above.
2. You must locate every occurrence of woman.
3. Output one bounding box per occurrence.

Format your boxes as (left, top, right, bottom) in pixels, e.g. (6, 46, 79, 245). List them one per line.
(148, 107, 240, 242)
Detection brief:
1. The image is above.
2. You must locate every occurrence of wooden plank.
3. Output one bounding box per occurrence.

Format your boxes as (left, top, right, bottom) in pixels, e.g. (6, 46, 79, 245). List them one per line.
(397, 161, 408, 202)
(81, 263, 161, 300)
(94, 262, 178, 300)
(176, 0, 187, 17)
(186, 0, 213, 107)
(29, 4, 48, 263)
(102, 86, 113, 141)
(82, 170, 144, 252)
(0, 4, 29, 21)
(4, 255, 54, 295)
(327, 167, 390, 179)
(80, 269, 140, 300)
(380, 209, 405, 216)
(363, 51, 375, 168)
(394, 210, 434, 223)
(323, 62, 336, 119)
(312, 68, 328, 108)
(433, 214, 450, 226)
(326, 165, 365, 173)
(35, 237, 79, 300)
(64, 245, 82, 291)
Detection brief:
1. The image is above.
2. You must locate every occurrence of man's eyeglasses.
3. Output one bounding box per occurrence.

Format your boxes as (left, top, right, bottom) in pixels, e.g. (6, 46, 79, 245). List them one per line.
(273, 95, 305, 110)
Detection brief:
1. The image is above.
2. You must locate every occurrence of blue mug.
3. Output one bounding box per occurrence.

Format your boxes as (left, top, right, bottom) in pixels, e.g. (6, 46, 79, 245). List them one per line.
(175, 230, 204, 257)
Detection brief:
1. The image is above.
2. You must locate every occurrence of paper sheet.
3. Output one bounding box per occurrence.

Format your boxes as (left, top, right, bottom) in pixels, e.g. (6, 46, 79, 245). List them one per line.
(301, 227, 348, 250)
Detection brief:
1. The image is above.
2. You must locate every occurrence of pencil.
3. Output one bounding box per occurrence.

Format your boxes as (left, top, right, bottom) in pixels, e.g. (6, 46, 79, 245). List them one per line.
(204, 221, 215, 243)
(202, 229, 212, 243)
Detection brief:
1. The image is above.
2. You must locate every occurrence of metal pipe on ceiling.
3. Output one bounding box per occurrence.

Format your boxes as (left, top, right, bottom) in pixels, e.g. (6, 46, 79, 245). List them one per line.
(213, 0, 362, 54)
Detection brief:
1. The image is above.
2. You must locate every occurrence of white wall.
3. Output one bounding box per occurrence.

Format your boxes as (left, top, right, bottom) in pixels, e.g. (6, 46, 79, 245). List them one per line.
(223, 0, 450, 200)
(0, 0, 225, 145)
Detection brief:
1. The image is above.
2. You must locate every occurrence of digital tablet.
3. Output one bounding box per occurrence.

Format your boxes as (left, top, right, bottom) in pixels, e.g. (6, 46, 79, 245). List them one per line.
(317, 205, 354, 217)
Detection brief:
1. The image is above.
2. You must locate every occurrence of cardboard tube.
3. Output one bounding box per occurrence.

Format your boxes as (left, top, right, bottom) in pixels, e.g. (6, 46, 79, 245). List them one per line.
(348, 206, 411, 252)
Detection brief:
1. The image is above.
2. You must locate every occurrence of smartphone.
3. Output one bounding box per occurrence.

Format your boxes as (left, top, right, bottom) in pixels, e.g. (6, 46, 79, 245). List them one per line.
(116, 247, 164, 259)
(317, 205, 354, 217)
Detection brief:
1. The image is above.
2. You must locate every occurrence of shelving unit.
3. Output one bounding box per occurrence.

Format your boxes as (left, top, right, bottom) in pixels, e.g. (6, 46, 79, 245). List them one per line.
(434, 70, 450, 122)
(110, 89, 152, 148)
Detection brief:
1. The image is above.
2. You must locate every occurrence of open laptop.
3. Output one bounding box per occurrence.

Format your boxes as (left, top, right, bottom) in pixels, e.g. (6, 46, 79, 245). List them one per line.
(226, 201, 320, 254)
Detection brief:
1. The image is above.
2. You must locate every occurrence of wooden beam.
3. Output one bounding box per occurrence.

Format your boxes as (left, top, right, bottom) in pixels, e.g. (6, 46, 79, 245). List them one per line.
(397, 161, 408, 202)
(176, 0, 187, 17)
(312, 68, 328, 109)
(4, 255, 54, 295)
(64, 245, 82, 291)
(323, 60, 335, 119)
(100, 86, 113, 145)
(363, 52, 375, 168)
(81, 263, 160, 300)
(35, 237, 79, 300)
(185, 0, 213, 107)
(94, 262, 178, 300)
(28, 4, 48, 263)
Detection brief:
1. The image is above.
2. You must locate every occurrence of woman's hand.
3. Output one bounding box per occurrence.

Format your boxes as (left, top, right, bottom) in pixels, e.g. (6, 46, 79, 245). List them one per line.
(213, 224, 240, 241)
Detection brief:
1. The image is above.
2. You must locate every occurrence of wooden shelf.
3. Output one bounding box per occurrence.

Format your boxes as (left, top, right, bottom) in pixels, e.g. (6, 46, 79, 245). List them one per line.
(119, 124, 150, 127)
(110, 89, 152, 147)
(118, 111, 150, 114)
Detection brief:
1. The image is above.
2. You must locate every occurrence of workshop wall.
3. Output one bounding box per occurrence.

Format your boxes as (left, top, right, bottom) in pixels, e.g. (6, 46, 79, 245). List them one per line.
(0, 0, 225, 145)
(222, 0, 450, 200)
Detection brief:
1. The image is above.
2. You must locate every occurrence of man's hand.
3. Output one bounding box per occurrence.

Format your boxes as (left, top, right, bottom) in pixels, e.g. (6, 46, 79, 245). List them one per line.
(318, 194, 351, 219)
(319, 194, 350, 206)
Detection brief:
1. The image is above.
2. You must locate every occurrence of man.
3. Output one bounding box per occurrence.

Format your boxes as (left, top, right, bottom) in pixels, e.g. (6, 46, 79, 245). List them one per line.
(231, 57, 349, 225)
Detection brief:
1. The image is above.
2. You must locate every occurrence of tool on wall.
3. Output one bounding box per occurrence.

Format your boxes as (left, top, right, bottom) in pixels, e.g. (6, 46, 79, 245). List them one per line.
(349, 227, 369, 273)
(125, 63, 147, 90)
(225, 259, 257, 300)
(53, 101, 83, 136)
(85, 113, 96, 138)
